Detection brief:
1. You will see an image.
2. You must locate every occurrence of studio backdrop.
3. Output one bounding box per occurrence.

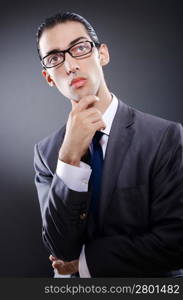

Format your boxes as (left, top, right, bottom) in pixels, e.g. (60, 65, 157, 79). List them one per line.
(0, 0, 182, 276)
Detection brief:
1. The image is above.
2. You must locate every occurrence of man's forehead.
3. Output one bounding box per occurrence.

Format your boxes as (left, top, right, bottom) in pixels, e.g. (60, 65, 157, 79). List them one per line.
(39, 21, 90, 55)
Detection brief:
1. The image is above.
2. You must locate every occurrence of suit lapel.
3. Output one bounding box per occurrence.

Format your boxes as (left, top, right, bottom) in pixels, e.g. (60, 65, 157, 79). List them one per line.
(99, 100, 135, 229)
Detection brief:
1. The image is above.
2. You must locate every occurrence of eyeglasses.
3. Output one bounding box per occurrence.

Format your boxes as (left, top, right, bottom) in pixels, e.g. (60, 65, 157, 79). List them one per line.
(41, 40, 100, 69)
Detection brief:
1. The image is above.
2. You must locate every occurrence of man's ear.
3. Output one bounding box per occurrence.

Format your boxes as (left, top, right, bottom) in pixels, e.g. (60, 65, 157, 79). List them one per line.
(98, 44, 110, 66)
(42, 70, 55, 87)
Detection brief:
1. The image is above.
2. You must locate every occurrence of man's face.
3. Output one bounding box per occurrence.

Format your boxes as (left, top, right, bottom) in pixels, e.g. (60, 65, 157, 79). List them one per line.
(39, 21, 109, 102)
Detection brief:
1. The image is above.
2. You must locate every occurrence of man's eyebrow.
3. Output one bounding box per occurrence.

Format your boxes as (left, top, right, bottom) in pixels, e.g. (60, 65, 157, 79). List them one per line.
(43, 49, 61, 58)
(68, 36, 87, 47)
(43, 37, 87, 58)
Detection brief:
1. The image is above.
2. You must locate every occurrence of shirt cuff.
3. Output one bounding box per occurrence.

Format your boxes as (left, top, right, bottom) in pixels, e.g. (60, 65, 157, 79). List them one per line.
(56, 159, 92, 192)
(79, 245, 91, 278)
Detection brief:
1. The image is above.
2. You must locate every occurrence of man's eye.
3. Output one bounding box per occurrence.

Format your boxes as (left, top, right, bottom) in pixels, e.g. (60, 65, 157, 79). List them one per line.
(50, 55, 59, 63)
(77, 45, 86, 51)
(72, 43, 89, 54)
(47, 53, 64, 65)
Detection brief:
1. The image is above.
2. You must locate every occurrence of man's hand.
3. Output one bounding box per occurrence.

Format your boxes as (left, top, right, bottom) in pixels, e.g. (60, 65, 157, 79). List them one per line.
(49, 255, 79, 275)
(59, 95, 106, 166)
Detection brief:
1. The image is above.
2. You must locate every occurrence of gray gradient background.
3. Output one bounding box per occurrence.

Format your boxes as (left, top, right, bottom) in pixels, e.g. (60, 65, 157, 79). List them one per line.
(0, 0, 182, 276)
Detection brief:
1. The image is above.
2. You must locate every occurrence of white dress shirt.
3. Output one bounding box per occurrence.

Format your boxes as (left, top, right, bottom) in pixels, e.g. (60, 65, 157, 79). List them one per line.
(55, 94, 118, 277)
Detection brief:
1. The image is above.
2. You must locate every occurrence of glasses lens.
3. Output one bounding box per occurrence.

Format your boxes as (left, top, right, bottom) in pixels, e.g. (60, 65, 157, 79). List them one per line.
(70, 41, 92, 57)
(43, 52, 64, 68)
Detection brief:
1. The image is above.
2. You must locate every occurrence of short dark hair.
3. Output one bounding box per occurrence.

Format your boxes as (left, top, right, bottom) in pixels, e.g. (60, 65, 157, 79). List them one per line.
(36, 12, 100, 60)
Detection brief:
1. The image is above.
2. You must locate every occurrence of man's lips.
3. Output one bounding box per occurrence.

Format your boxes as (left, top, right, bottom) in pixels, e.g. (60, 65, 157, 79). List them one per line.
(70, 78, 87, 88)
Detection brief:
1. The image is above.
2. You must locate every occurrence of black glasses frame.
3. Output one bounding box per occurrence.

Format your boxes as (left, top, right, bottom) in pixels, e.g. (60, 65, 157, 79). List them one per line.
(41, 40, 100, 69)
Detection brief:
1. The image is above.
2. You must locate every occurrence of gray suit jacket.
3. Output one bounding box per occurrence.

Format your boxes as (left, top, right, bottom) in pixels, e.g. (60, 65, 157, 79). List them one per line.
(34, 99, 183, 277)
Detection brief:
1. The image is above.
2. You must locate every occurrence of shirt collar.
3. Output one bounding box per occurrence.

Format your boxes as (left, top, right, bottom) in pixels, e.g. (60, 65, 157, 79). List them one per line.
(101, 93, 118, 136)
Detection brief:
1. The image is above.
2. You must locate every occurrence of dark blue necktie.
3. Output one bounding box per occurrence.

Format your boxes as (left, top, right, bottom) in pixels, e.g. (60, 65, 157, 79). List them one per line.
(90, 131, 104, 225)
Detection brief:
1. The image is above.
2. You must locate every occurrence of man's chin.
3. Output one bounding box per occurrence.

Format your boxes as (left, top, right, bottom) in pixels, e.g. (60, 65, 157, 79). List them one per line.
(70, 90, 95, 102)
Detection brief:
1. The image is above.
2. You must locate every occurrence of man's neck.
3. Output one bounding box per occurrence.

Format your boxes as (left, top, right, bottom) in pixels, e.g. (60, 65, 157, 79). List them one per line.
(95, 87, 112, 114)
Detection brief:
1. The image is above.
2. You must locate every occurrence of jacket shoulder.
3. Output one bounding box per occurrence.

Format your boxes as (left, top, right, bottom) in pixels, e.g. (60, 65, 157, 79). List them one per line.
(36, 125, 65, 154)
(119, 99, 181, 135)
(34, 125, 66, 174)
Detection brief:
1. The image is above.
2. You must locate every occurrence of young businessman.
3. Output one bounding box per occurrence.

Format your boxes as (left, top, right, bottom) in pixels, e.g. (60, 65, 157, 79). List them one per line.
(34, 12, 183, 277)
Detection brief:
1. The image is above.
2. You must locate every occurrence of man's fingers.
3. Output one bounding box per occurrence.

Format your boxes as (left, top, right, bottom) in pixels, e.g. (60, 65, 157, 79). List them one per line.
(53, 262, 67, 275)
(53, 261, 76, 275)
(76, 95, 99, 111)
(52, 260, 67, 274)
(74, 106, 104, 128)
(94, 120, 106, 132)
(52, 260, 64, 268)
(83, 106, 102, 118)
(49, 255, 57, 262)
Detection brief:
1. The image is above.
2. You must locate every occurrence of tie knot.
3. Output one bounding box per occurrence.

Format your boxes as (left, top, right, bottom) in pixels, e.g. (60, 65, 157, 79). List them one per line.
(92, 131, 103, 145)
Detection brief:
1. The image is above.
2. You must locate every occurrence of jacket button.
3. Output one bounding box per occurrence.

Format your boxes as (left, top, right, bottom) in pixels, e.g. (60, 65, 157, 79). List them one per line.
(80, 213, 87, 220)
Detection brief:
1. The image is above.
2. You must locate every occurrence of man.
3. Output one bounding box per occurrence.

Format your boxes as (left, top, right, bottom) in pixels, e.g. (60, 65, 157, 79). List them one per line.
(34, 12, 183, 277)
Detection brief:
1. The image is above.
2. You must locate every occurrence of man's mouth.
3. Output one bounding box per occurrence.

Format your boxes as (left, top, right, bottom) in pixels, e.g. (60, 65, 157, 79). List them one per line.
(70, 77, 87, 89)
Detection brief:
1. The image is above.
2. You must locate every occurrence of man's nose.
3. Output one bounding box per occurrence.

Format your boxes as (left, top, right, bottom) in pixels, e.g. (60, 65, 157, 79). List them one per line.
(64, 52, 80, 74)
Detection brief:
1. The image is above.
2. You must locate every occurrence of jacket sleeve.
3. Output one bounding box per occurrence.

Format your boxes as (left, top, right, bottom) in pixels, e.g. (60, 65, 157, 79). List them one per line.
(34, 143, 91, 261)
(85, 122, 183, 277)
